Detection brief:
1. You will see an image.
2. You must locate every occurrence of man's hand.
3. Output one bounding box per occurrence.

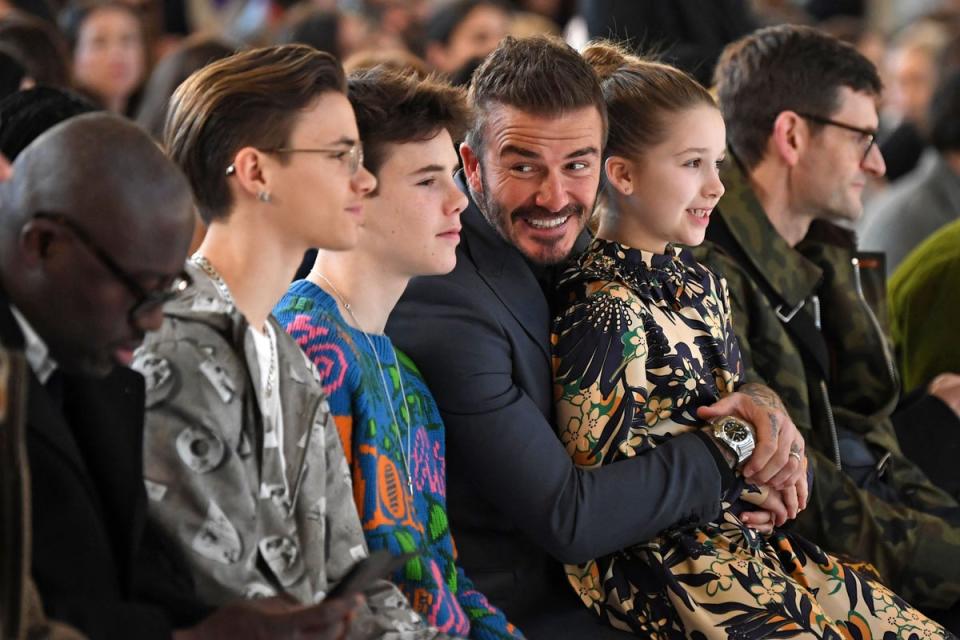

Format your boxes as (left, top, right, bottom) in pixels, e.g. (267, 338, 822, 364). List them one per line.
(174, 594, 363, 640)
(929, 373, 960, 418)
(697, 383, 806, 496)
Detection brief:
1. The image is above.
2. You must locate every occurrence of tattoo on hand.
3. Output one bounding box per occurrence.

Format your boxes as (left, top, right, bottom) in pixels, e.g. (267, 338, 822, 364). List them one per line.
(741, 383, 786, 412)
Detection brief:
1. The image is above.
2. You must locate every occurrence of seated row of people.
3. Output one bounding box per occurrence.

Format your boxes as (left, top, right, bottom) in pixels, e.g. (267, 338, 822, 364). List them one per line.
(2, 25, 960, 640)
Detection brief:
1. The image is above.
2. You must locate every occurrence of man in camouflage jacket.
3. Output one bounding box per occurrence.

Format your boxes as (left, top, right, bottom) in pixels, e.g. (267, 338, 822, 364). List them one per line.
(694, 24, 960, 621)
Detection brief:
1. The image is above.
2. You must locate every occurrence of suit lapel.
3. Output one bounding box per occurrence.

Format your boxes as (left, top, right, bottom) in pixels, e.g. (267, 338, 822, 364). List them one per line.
(0, 300, 100, 497)
(461, 204, 552, 365)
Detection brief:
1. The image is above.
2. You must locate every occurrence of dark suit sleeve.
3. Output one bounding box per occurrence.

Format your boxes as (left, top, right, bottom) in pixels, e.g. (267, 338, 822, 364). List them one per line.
(389, 276, 724, 565)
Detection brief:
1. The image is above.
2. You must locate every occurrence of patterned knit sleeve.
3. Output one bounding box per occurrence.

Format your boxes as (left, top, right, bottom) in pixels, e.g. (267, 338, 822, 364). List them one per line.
(553, 281, 651, 468)
(452, 566, 525, 639)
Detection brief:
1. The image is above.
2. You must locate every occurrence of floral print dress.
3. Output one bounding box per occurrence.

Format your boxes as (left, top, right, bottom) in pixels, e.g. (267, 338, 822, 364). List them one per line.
(551, 238, 950, 639)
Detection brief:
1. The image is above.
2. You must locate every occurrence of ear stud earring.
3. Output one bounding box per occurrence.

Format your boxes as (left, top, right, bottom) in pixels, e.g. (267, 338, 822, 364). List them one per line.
(258, 191, 272, 203)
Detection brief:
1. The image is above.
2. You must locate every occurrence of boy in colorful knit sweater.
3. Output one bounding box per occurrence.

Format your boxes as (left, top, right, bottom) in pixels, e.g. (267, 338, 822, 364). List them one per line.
(274, 67, 523, 640)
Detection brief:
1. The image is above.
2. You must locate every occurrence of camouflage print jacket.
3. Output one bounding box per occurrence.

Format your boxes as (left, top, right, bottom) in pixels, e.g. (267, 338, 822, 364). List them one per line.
(693, 155, 960, 610)
(134, 261, 460, 639)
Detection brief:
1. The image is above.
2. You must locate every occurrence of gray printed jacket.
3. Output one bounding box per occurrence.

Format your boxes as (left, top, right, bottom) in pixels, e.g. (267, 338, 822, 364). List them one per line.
(133, 261, 459, 639)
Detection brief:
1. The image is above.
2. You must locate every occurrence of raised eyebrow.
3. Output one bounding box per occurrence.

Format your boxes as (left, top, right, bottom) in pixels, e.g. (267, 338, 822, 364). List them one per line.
(565, 146, 599, 159)
(499, 144, 541, 159)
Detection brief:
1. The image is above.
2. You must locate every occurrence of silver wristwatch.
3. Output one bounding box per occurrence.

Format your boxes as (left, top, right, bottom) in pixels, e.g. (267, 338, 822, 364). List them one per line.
(711, 415, 756, 465)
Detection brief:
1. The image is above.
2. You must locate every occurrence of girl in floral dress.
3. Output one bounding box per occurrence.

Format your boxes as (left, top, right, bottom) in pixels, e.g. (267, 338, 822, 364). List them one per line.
(550, 41, 951, 639)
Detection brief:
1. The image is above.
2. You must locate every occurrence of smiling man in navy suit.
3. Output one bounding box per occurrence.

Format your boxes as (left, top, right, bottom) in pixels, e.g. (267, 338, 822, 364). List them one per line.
(387, 35, 806, 639)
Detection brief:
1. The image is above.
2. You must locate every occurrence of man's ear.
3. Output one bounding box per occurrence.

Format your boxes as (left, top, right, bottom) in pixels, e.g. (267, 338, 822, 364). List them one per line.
(228, 147, 269, 200)
(18, 218, 59, 267)
(605, 156, 635, 196)
(460, 142, 483, 194)
(770, 111, 805, 167)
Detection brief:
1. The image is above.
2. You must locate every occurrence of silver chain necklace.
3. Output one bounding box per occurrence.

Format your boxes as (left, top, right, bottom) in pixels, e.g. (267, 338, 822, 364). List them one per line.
(192, 253, 277, 397)
(313, 271, 414, 496)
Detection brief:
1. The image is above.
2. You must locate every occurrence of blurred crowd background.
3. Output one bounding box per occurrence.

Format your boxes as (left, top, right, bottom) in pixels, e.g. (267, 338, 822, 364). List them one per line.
(0, 0, 958, 209)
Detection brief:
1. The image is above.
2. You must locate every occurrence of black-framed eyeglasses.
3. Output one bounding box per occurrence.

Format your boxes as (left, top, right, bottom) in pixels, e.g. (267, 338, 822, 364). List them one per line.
(32, 213, 192, 320)
(796, 112, 878, 162)
(264, 143, 365, 175)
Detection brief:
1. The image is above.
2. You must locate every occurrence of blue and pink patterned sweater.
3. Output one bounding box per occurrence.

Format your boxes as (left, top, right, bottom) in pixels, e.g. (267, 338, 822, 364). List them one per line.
(275, 280, 523, 640)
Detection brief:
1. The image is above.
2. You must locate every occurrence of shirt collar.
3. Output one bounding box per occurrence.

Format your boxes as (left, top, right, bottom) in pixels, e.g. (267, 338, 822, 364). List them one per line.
(10, 306, 57, 384)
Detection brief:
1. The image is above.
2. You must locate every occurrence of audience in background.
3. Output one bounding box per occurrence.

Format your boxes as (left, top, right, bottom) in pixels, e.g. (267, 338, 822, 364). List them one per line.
(0, 86, 96, 161)
(580, 0, 757, 86)
(422, 0, 510, 75)
(887, 218, 960, 504)
(876, 20, 951, 181)
(889, 214, 960, 396)
(278, 5, 369, 60)
(134, 34, 232, 140)
(0, 11, 71, 87)
(862, 71, 960, 274)
(60, 0, 148, 114)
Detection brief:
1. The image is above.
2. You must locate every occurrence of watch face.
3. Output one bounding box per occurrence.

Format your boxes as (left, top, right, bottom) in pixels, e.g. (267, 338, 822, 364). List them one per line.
(721, 419, 750, 443)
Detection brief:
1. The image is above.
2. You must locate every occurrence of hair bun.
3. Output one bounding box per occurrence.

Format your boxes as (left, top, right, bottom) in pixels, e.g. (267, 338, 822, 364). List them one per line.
(583, 41, 631, 81)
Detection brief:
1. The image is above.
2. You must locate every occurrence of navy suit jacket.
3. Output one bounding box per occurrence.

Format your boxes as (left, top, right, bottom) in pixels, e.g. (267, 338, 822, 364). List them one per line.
(387, 178, 726, 637)
(0, 294, 208, 639)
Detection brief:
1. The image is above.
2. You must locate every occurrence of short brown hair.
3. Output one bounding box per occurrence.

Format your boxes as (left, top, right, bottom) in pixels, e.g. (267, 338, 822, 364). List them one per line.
(465, 35, 607, 154)
(348, 66, 470, 178)
(164, 44, 345, 223)
(715, 24, 882, 170)
(583, 40, 715, 161)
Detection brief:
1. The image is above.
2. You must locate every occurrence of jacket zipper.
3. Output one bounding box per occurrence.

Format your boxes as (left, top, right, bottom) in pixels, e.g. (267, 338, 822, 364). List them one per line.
(286, 394, 325, 518)
(851, 257, 899, 390)
(811, 295, 842, 471)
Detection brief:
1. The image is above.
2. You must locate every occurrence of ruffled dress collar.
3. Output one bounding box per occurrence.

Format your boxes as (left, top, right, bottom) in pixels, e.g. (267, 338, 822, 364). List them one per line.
(558, 238, 709, 310)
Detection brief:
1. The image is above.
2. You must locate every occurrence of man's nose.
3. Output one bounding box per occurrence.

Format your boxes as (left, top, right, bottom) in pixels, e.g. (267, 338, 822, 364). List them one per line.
(534, 172, 568, 212)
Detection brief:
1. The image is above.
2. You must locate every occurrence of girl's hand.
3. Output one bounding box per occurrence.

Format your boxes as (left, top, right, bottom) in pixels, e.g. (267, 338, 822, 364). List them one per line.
(740, 480, 806, 532)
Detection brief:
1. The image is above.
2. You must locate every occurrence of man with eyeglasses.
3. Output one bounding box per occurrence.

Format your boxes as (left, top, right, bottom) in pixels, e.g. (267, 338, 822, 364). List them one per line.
(0, 111, 190, 636)
(693, 24, 960, 630)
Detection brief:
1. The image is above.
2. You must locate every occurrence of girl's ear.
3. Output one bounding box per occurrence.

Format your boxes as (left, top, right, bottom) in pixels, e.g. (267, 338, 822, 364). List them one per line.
(605, 155, 635, 196)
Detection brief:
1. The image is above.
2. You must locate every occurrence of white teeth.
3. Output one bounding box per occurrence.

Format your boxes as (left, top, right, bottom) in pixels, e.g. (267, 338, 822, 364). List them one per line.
(688, 209, 709, 218)
(527, 216, 568, 229)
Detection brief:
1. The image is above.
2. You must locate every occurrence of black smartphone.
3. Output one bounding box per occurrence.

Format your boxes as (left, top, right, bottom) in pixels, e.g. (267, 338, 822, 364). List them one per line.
(326, 550, 419, 600)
